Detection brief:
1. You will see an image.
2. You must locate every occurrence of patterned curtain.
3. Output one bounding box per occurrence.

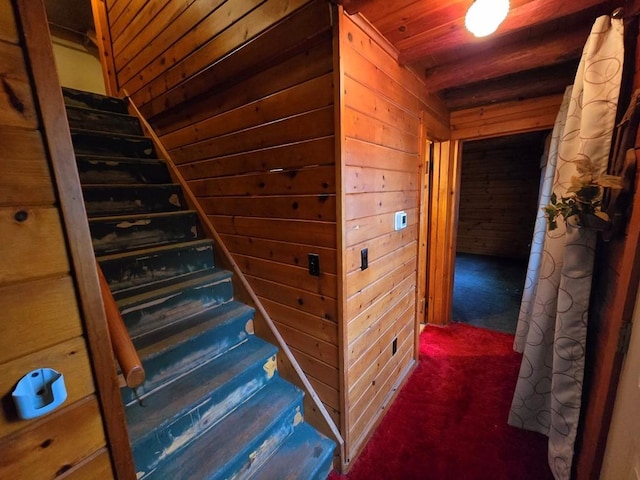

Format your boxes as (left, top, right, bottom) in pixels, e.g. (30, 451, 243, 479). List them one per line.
(508, 15, 624, 480)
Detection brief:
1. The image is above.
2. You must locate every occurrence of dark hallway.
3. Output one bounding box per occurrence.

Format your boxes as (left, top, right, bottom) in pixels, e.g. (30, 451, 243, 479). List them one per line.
(452, 253, 528, 334)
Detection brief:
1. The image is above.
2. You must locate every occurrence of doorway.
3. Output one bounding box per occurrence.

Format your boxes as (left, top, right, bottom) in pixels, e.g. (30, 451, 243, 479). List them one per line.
(452, 131, 549, 333)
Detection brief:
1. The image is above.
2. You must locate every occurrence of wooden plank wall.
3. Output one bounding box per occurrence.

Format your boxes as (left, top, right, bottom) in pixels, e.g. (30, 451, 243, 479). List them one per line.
(339, 12, 436, 464)
(0, 0, 114, 477)
(457, 132, 547, 259)
(450, 94, 563, 140)
(104, 0, 341, 425)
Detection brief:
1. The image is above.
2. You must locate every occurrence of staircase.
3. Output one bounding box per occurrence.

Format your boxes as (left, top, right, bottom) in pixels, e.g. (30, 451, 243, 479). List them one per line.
(62, 87, 335, 480)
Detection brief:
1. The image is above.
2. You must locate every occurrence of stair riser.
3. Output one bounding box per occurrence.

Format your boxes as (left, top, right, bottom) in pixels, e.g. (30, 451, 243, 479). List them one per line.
(100, 243, 215, 295)
(133, 355, 278, 476)
(121, 277, 234, 340)
(83, 185, 183, 217)
(89, 213, 199, 255)
(77, 157, 171, 185)
(71, 131, 156, 158)
(63, 87, 129, 114)
(66, 106, 143, 136)
(121, 309, 252, 405)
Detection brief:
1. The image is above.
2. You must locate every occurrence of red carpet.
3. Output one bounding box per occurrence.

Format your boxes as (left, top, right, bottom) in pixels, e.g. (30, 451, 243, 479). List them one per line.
(330, 323, 553, 480)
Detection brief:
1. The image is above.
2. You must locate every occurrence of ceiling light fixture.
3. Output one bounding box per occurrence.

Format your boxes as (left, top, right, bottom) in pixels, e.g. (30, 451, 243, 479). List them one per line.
(465, 0, 510, 38)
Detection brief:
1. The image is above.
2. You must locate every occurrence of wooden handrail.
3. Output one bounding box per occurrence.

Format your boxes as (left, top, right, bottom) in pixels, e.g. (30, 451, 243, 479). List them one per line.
(96, 261, 145, 389)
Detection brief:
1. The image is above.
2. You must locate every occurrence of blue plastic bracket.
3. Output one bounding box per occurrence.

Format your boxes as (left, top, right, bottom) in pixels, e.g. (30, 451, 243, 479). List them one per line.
(12, 368, 67, 420)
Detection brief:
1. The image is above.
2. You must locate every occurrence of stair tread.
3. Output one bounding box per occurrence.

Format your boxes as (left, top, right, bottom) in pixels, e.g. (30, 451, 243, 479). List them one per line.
(82, 183, 180, 189)
(98, 238, 214, 295)
(250, 422, 335, 480)
(62, 86, 129, 114)
(65, 103, 138, 121)
(97, 238, 213, 263)
(70, 127, 153, 142)
(116, 268, 232, 307)
(135, 300, 254, 360)
(127, 336, 279, 442)
(142, 376, 302, 480)
(75, 154, 166, 164)
(88, 209, 197, 223)
(114, 267, 232, 300)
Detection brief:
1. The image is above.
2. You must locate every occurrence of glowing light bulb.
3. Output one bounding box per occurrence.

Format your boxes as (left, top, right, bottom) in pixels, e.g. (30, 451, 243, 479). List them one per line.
(465, 0, 510, 38)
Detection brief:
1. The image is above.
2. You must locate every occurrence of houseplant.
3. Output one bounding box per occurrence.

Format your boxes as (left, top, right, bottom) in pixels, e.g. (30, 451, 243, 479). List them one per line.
(544, 157, 623, 231)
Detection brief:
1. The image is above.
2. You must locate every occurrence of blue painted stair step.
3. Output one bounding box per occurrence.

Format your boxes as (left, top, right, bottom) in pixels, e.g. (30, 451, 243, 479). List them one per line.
(121, 301, 255, 404)
(117, 269, 234, 342)
(66, 105, 143, 135)
(128, 336, 279, 476)
(82, 183, 184, 217)
(75, 156, 171, 185)
(71, 129, 156, 158)
(89, 210, 200, 255)
(252, 422, 336, 480)
(140, 376, 305, 480)
(98, 239, 215, 295)
(63, 86, 129, 114)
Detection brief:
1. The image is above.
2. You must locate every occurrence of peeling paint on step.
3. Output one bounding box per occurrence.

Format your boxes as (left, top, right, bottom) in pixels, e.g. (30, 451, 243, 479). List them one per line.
(121, 292, 183, 316)
(245, 319, 254, 334)
(263, 355, 277, 379)
(153, 379, 263, 465)
(117, 219, 152, 228)
(293, 406, 303, 426)
(168, 193, 181, 207)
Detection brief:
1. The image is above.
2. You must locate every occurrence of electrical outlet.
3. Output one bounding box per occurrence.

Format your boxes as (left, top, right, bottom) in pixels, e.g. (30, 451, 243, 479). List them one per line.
(308, 253, 320, 276)
(361, 248, 368, 270)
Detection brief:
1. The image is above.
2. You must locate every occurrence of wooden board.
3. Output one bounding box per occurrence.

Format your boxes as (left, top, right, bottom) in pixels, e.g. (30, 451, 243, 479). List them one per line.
(221, 234, 338, 275)
(0, 42, 37, 129)
(0, 275, 83, 364)
(0, 396, 106, 479)
(162, 73, 335, 151)
(246, 274, 338, 321)
(0, 206, 69, 284)
(259, 297, 338, 345)
(61, 448, 114, 480)
(176, 137, 335, 180)
(173, 107, 335, 164)
(0, 127, 55, 205)
(0, 0, 18, 44)
(451, 94, 563, 140)
(188, 164, 335, 197)
(149, 33, 334, 133)
(210, 215, 337, 248)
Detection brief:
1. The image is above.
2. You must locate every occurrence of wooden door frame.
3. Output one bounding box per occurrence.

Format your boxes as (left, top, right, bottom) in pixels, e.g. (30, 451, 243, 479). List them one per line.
(423, 139, 461, 326)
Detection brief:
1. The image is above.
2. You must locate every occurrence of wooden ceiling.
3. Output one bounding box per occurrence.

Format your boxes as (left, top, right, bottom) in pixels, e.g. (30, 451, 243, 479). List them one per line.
(341, 0, 630, 111)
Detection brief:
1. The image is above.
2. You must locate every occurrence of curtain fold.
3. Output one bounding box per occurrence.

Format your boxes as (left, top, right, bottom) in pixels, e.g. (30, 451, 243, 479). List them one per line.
(508, 15, 624, 480)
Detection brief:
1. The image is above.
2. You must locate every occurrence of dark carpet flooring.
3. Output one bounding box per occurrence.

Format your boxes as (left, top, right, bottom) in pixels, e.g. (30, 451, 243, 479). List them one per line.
(452, 253, 528, 334)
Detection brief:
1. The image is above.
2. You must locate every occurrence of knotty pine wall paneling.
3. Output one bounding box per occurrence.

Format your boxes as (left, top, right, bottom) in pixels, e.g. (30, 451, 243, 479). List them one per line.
(457, 132, 546, 259)
(339, 11, 429, 465)
(0, 1, 119, 478)
(105, 0, 341, 428)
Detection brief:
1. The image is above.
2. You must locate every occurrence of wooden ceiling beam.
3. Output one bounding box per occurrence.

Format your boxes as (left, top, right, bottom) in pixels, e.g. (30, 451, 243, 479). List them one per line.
(442, 60, 579, 111)
(398, 0, 609, 65)
(424, 26, 589, 92)
(340, 0, 376, 15)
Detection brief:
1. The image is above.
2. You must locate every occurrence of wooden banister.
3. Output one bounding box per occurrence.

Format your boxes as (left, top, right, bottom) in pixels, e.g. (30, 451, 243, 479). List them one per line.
(96, 261, 145, 389)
